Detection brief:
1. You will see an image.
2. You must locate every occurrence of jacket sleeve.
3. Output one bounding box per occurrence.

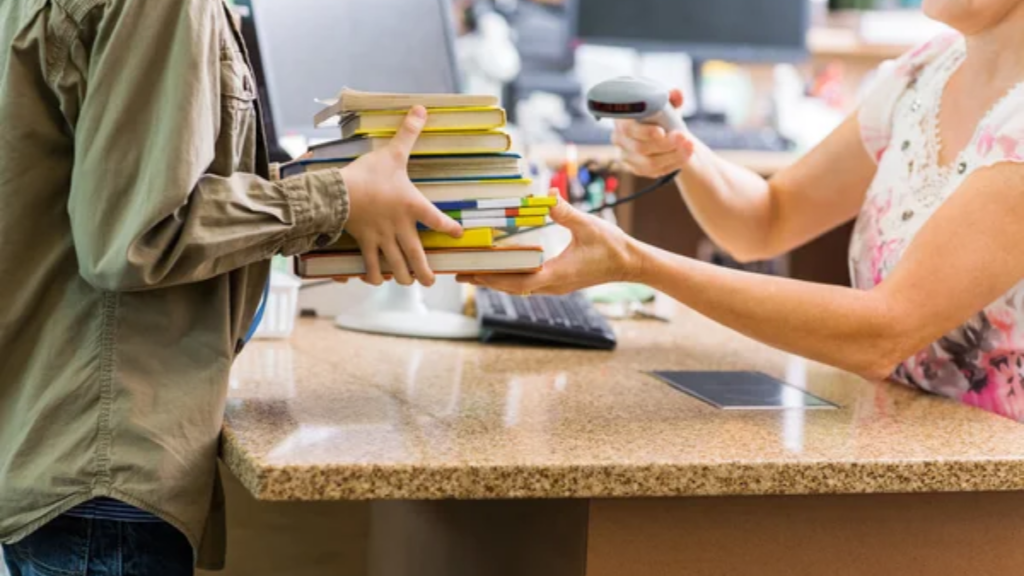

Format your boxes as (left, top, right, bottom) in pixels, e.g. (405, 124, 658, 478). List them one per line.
(65, 0, 348, 291)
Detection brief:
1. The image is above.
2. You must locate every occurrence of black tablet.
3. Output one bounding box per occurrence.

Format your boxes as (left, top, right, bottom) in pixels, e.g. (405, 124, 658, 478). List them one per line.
(649, 371, 838, 410)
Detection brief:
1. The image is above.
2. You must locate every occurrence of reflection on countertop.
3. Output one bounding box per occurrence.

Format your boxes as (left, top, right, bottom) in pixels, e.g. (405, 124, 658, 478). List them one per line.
(222, 300, 1024, 502)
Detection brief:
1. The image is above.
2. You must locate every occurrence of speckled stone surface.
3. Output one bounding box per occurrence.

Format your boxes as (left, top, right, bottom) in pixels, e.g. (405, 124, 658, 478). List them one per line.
(222, 299, 1024, 502)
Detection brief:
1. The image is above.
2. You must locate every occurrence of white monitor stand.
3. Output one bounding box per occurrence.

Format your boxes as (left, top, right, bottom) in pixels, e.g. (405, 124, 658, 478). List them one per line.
(334, 281, 480, 340)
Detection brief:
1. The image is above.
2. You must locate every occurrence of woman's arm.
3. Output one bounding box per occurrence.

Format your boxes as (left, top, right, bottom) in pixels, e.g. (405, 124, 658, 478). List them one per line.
(615, 93, 876, 262)
(466, 163, 1024, 380)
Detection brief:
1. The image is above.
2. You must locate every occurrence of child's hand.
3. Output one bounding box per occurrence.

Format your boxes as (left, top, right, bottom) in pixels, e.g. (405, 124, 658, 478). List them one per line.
(340, 106, 463, 287)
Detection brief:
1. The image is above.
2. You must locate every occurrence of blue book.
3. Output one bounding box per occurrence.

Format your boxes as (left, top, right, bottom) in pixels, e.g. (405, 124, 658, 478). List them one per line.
(279, 152, 522, 181)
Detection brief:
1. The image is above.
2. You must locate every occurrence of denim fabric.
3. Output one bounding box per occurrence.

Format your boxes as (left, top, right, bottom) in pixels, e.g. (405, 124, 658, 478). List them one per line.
(2, 516, 192, 576)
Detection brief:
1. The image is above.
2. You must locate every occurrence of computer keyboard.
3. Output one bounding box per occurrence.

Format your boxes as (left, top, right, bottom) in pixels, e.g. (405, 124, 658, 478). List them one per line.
(475, 288, 617, 350)
(557, 119, 792, 152)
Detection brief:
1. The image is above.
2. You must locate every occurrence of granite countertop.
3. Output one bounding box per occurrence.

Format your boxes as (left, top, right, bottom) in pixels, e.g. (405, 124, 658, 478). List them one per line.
(222, 298, 1024, 501)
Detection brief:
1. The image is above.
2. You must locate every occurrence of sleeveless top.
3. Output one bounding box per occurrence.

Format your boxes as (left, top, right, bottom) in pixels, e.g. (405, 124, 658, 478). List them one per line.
(852, 33, 1024, 422)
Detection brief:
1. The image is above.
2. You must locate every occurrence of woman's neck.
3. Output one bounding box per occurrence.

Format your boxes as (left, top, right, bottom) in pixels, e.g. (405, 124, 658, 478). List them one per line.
(961, 7, 1024, 91)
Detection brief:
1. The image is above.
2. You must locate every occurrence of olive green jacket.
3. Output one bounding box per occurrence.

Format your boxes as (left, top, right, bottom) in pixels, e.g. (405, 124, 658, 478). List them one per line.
(0, 0, 348, 568)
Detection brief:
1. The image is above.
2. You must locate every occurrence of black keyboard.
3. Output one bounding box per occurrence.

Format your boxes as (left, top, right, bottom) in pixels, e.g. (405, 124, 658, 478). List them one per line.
(475, 288, 617, 350)
(557, 120, 792, 152)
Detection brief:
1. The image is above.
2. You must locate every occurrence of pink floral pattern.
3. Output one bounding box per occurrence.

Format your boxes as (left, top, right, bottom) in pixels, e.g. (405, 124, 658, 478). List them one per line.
(852, 34, 1024, 423)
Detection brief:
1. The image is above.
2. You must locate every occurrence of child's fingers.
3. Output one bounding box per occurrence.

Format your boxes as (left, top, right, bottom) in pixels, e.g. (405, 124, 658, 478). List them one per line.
(387, 106, 428, 161)
(381, 241, 413, 286)
(398, 230, 436, 287)
(361, 242, 384, 286)
(415, 198, 463, 238)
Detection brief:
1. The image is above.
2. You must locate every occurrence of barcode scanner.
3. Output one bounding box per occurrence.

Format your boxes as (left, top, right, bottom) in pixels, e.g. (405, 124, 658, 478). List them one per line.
(499, 79, 685, 241)
(586, 77, 687, 134)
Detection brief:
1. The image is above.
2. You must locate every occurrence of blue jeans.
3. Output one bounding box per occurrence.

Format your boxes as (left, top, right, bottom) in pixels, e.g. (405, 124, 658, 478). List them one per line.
(2, 515, 192, 576)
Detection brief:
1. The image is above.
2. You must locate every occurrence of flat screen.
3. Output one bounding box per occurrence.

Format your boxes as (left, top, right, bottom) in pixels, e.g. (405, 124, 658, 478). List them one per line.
(248, 0, 460, 143)
(574, 0, 808, 63)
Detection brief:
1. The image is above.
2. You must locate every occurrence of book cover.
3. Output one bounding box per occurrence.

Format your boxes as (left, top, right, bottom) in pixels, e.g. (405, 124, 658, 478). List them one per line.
(341, 107, 507, 139)
(319, 228, 494, 252)
(315, 88, 499, 127)
(309, 131, 512, 159)
(296, 246, 544, 278)
(278, 153, 523, 181)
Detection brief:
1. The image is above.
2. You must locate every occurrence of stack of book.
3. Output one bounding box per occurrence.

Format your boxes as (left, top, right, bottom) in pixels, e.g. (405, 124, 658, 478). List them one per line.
(285, 89, 550, 279)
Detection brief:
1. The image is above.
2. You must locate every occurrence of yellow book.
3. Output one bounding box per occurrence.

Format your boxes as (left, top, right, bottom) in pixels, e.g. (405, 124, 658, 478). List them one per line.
(521, 196, 558, 207)
(319, 228, 495, 252)
(315, 88, 499, 127)
(340, 107, 507, 139)
(309, 131, 512, 159)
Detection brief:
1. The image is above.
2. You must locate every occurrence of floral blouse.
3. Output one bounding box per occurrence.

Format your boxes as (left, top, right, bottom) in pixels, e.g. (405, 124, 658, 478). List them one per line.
(852, 33, 1024, 422)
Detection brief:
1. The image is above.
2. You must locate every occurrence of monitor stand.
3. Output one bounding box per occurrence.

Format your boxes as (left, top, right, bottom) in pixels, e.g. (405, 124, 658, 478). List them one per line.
(335, 282, 480, 340)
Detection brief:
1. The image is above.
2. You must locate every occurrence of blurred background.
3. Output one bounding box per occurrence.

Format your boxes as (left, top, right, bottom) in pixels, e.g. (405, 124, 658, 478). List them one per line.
(218, 0, 948, 326)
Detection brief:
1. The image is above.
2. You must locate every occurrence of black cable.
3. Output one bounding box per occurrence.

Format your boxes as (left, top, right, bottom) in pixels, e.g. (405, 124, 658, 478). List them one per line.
(496, 170, 679, 241)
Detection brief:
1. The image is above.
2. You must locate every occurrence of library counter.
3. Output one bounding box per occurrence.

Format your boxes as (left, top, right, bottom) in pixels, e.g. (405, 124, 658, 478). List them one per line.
(222, 299, 1024, 501)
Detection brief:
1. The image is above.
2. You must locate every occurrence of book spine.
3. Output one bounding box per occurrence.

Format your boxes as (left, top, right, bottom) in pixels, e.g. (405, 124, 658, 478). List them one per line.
(433, 196, 556, 211)
(474, 196, 557, 209)
(445, 207, 550, 219)
(447, 216, 547, 230)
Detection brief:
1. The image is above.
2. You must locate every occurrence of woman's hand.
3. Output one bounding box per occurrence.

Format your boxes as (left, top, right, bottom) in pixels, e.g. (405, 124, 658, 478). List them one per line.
(612, 89, 696, 178)
(457, 199, 643, 295)
(340, 106, 463, 287)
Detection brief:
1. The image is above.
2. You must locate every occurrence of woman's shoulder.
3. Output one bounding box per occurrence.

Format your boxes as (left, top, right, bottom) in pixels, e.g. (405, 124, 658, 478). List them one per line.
(889, 32, 962, 83)
(858, 33, 961, 163)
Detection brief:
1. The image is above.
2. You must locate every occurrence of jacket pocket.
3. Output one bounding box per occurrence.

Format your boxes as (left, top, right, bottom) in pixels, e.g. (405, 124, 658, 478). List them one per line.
(215, 40, 258, 173)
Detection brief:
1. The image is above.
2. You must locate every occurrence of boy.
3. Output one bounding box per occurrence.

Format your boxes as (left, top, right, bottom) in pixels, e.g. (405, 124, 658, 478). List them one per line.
(0, 0, 459, 572)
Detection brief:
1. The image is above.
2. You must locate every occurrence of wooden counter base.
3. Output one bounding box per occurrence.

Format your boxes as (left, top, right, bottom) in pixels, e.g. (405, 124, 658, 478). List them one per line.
(369, 491, 1024, 576)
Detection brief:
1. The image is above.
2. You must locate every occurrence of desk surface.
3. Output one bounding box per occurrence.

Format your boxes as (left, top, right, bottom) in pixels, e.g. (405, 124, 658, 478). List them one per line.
(222, 299, 1024, 502)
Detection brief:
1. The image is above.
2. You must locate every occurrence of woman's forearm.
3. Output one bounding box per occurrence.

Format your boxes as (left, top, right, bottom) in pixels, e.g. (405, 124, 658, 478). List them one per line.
(634, 243, 910, 380)
(673, 141, 779, 262)
(668, 115, 875, 264)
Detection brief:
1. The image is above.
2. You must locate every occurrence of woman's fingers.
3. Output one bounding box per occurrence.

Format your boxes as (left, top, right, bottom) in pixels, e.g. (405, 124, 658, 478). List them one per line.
(669, 88, 684, 109)
(669, 131, 695, 157)
(473, 273, 543, 295)
(616, 119, 665, 141)
(612, 124, 676, 156)
(381, 240, 413, 286)
(623, 150, 680, 178)
(398, 229, 436, 287)
(548, 199, 594, 233)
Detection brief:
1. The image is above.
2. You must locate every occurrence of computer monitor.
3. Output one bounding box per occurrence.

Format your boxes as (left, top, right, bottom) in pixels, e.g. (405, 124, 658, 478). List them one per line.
(240, 0, 478, 340)
(571, 0, 808, 63)
(244, 0, 462, 147)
